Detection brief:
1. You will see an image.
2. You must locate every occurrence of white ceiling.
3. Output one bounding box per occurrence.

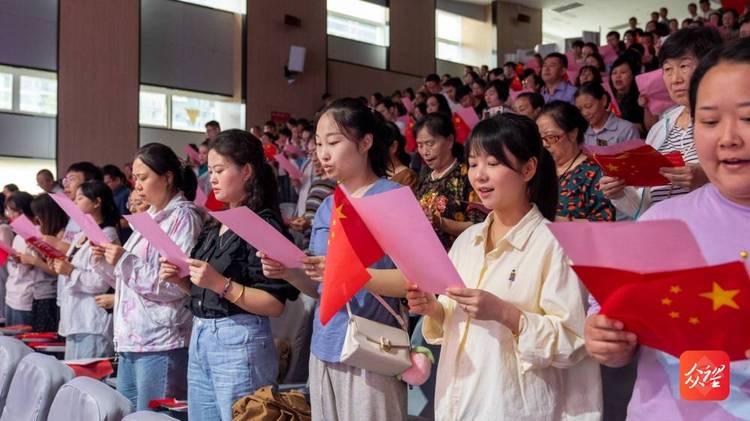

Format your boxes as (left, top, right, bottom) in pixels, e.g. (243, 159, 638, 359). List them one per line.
(457, 0, 722, 40)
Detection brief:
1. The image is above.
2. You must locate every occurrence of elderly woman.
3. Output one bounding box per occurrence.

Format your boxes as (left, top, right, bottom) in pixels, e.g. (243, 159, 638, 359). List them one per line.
(536, 100, 615, 221)
(600, 27, 722, 220)
(414, 113, 486, 250)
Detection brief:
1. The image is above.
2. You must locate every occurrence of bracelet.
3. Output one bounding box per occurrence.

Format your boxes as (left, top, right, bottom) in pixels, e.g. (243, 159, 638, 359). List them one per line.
(219, 277, 232, 299)
(230, 284, 246, 304)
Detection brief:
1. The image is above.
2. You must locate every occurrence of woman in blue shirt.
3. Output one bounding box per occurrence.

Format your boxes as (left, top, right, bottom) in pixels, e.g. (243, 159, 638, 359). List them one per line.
(259, 98, 408, 421)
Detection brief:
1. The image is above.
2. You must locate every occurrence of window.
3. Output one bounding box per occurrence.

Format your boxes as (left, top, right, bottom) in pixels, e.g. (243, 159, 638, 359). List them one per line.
(436, 11, 463, 63)
(19, 75, 57, 115)
(435, 10, 495, 67)
(172, 95, 217, 132)
(0, 73, 12, 110)
(327, 0, 389, 46)
(139, 91, 168, 127)
(176, 0, 245, 14)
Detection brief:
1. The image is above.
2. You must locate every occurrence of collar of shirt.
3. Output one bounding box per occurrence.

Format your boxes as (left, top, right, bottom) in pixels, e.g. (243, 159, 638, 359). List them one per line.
(471, 205, 545, 257)
(543, 81, 572, 96)
(591, 112, 618, 135)
(149, 193, 191, 223)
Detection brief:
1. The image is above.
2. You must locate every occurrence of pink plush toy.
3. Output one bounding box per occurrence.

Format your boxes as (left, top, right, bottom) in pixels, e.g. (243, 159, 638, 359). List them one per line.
(399, 346, 435, 386)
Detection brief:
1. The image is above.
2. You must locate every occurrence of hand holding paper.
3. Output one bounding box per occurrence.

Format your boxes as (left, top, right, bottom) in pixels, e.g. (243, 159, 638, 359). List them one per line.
(51, 193, 110, 245)
(124, 212, 190, 277)
(209, 207, 305, 269)
(550, 220, 750, 361)
(9, 215, 66, 260)
(635, 69, 676, 116)
(582, 139, 685, 186)
(274, 154, 303, 181)
(184, 145, 201, 166)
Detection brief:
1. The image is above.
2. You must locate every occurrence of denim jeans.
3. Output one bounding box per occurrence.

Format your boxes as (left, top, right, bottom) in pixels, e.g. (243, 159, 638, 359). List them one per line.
(188, 314, 278, 421)
(5, 306, 32, 327)
(117, 348, 188, 411)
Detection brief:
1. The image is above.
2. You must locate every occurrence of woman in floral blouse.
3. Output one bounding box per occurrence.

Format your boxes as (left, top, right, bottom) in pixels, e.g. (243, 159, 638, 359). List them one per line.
(536, 101, 615, 221)
(414, 113, 487, 249)
(94, 143, 203, 410)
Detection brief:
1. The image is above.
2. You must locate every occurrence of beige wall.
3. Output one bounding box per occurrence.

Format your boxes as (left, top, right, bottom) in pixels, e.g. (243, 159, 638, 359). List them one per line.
(496, 1, 542, 60)
(460, 5, 494, 67)
(246, 0, 327, 125)
(327, 60, 423, 99)
(57, 0, 140, 174)
(389, 0, 436, 77)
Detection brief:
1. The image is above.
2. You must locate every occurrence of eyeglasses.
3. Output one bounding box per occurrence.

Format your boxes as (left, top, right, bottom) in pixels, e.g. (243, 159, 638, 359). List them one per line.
(541, 134, 564, 145)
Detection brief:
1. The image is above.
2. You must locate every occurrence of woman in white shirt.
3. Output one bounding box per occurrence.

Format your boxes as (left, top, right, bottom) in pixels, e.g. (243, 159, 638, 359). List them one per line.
(51, 180, 119, 359)
(406, 114, 601, 420)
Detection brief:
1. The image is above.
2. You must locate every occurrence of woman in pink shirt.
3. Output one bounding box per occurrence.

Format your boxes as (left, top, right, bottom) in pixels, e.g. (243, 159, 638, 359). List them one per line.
(585, 38, 750, 420)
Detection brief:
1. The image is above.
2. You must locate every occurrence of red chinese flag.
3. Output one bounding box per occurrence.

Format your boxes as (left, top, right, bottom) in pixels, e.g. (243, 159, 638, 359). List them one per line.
(586, 142, 685, 187)
(577, 261, 750, 361)
(0, 249, 8, 266)
(319, 186, 385, 325)
(452, 113, 471, 145)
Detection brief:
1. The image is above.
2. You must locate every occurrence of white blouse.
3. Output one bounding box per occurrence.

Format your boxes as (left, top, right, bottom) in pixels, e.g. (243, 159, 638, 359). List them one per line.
(423, 206, 602, 421)
(58, 227, 119, 337)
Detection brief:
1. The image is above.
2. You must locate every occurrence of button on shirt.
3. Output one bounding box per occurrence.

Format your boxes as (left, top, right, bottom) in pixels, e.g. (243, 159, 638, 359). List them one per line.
(583, 112, 641, 146)
(422, 206, 602, 421)
(541, 81, 577, 104)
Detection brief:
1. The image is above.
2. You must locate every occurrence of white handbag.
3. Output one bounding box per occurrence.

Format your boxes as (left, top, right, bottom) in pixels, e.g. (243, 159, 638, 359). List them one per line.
(339, 293, 412, 376)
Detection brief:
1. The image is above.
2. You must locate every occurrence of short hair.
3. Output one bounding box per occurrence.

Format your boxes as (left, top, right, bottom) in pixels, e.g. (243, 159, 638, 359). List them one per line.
(544, 52, 568, 68)
(31, 193, 69, 236)
(37, 169, 54, 180)
(443, 77, 463, 90)
(699, 0, 709, 4)
(278, 127, 292, 138)
(574, 82, 611, 105)
(503, 61, 517, 68)
(101, 164, 127, 183)
(67, 162, 103, 181)
(3, 184, 19, 193)
(516, 92, 545, 110)
(205, 120, 220, 129)
(376, 97, 396, 109)
(606, 31, 621, 40)
(658, 26, 722, 64)
(455, 85, 472, 102)
(572, 40, 585, 49)
(583, 42, 599, 52)
(425, 73, 441, 83)
(263, 120, 276, 128)
(486, 79, 510, 102)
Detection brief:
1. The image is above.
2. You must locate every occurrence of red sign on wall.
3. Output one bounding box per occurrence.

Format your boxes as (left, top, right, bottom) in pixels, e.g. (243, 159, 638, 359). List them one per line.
(270, 111, 291, 124)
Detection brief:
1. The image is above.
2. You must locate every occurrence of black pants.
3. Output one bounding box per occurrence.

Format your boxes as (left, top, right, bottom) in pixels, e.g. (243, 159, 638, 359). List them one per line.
(31, 298, 59, 333)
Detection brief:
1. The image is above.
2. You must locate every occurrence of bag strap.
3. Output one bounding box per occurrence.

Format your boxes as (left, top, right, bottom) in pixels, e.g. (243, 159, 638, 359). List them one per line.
(345, 293, 408, 331)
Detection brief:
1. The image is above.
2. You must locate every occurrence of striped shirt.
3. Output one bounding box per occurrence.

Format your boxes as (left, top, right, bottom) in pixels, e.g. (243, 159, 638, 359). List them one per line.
(649, 124, 697, 204)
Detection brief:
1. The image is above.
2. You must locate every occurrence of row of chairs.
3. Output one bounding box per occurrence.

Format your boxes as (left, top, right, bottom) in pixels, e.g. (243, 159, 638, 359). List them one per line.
(0, 336, 179, 421)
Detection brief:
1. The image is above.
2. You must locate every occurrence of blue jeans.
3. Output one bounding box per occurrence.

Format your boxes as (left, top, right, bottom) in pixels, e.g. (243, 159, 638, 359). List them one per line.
(5, 306, 32, 327)
(188, 314, 278, 421)
(117, 348, 188, 411)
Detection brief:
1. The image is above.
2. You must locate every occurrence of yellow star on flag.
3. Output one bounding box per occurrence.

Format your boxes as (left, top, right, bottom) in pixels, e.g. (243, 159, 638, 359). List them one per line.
(670, 285, 682, 294)
(689, 317, 700, 325)
(699, 282, 740, 311)
(661, 298, 672, 306)
(606, 163, 620, 172)
(335, 204, 347, 221)
(669, 311, 680, 319)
